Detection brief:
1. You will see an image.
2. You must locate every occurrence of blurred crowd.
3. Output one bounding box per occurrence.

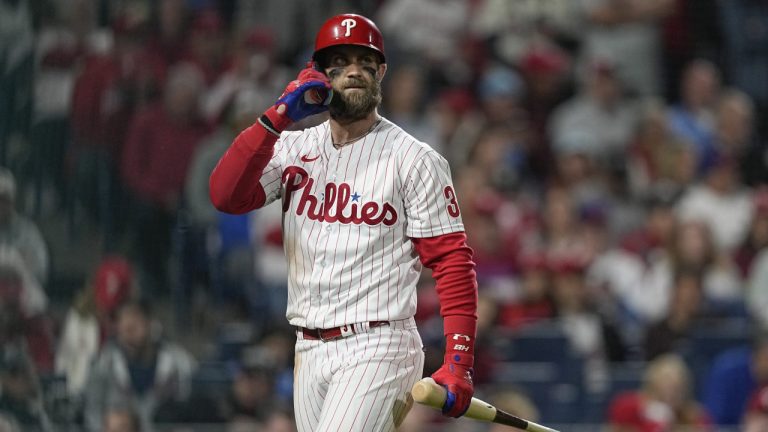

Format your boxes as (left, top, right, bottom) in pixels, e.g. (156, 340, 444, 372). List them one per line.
(2, 0, 768, 431)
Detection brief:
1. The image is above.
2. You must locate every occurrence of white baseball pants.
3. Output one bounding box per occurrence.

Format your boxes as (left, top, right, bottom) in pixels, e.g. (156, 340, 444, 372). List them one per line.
(293, 318, 425, 432)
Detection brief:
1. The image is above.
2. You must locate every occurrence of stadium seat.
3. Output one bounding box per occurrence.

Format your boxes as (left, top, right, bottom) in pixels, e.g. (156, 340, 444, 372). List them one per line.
(495, 361, 584, 424)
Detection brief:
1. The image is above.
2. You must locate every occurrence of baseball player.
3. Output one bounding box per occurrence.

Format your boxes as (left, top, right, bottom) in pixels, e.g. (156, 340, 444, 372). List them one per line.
(209, 13, 478, 431)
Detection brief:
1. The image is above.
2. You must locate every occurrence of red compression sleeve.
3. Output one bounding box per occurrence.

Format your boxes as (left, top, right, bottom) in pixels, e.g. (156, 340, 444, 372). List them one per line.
(209, 122, 279, 214)
(412, 232, 478, 337)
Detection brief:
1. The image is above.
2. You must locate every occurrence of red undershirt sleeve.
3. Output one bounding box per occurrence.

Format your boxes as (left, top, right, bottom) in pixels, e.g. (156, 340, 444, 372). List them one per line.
(411, 232, 478, 337)
(209, 122, 279, 214)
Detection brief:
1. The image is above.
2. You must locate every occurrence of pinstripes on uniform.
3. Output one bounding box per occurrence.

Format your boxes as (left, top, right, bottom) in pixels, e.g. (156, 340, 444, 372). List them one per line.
(258, 118, 464, 329)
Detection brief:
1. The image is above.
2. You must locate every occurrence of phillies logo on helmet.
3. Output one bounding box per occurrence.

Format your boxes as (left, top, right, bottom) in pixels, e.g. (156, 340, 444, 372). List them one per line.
(341, 18, 357, 37)
(313, 14, 386, 64)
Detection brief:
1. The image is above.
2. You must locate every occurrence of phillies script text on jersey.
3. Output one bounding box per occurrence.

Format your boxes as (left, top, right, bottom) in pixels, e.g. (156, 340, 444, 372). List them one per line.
(282, 166, 398, 226)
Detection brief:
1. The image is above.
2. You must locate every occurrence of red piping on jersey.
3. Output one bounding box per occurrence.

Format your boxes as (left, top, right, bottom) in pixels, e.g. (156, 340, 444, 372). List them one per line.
(209, 122, 277, 214)
(412, 233, 478, 337)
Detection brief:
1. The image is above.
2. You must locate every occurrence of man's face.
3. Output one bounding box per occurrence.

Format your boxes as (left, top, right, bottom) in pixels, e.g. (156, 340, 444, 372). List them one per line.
(116, 307, 150, 356)
(103, 410, 138, 432)
(322, 46, 386, 122)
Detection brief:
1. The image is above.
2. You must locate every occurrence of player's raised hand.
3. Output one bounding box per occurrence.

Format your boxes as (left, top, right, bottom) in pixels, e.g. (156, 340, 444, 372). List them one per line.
(259, 62, 333, 136)
(431, 333, 475, 418)
(277, 63, 333, 119)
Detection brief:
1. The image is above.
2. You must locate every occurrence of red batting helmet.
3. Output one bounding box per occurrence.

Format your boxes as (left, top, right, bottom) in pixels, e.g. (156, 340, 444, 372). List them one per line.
(313, 14, 385, 65)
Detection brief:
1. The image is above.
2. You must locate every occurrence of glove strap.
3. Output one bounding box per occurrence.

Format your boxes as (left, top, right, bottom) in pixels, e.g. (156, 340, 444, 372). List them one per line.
(258, 114, 281, 137)
(259, 105, 294, 137)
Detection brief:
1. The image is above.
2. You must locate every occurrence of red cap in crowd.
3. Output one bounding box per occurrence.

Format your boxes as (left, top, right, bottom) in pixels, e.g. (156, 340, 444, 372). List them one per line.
(520, 46, 569, 75)
(93, 257, 134, 313)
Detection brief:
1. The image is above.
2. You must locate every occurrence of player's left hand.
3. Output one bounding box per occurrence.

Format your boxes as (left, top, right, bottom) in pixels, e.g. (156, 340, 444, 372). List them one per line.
(431, 333, 475, 418)
(431, 361, 474, 417)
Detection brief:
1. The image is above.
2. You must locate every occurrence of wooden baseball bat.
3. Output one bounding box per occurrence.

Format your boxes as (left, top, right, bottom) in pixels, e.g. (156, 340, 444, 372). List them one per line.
(411, 378, 560, 432)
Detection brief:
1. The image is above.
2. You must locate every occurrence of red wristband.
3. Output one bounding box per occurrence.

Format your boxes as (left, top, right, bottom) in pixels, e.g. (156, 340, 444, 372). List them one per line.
(262, 105, 293, 135)
(445, 333, 475, 367)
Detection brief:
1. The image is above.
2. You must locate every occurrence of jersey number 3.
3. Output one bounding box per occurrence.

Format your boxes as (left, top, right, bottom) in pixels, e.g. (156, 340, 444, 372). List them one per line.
(443, 186, 461, 218)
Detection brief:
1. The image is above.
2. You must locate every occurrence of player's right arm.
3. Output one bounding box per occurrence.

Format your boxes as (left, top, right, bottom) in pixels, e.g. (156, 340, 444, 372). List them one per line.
(209, 64, 332, 214)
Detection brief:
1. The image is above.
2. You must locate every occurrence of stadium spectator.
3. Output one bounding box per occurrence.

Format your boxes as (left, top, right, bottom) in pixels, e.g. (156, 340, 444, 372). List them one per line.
(735, 187, 768, 277)
(518, 43, 573, 182)
(642, 267, 707, 360)
(120, 63, 210, 293)
(84, 299, 196, 432)
(470, 0, 583, 66)
(606, 353, 712, 431)
(0, 246, 53, 373)
(579, 0, 674, 96)
(201, 27, 288, 125)
(667, 59, 721, 174)
(496, 251, 554, 331)
(712, 88, 768, 188)
(626, 99, 697, 199)
(667, 220, 742, 311)
(381, 64, 438, 147)
(140, 0, 191, 92)
(31, 0, 103, 209)
(56, 256, 136, 397)
(377, 0, 470, 66)
(718, 0, 768, 115)
(0, 0, 34, 163)
(549, 253, 627, 393)
(549, 59, 638, 164)
(68, 13, 151, 242)
(0, 168, 49, 286)
(102, 405, 142, 432)
(183, 10, 232, 86)
(0, 346, 51, 431)
(676, 152, 753, 256)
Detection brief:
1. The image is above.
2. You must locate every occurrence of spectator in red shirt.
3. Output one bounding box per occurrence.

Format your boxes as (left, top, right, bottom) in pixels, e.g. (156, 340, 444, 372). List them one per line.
(607, 353, 712, 432)
(497, 251, 554, 330)
(69, 15, 154, 243)
(121, 62, 210, 293)
(183, 10, 233, 86)
(0, 248, 54, 374)
(140, 0, 191, 90)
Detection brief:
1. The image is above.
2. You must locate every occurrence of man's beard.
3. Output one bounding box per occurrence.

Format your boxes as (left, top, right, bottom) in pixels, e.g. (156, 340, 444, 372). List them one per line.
(328, 77, 381, 123)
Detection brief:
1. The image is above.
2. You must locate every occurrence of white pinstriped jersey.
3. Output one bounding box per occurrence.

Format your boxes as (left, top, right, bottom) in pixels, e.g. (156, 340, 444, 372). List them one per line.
(258, 117, 464, 329)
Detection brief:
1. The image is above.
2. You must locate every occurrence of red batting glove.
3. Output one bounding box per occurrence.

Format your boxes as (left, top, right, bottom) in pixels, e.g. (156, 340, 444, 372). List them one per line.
(431, 333, 475, 417)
